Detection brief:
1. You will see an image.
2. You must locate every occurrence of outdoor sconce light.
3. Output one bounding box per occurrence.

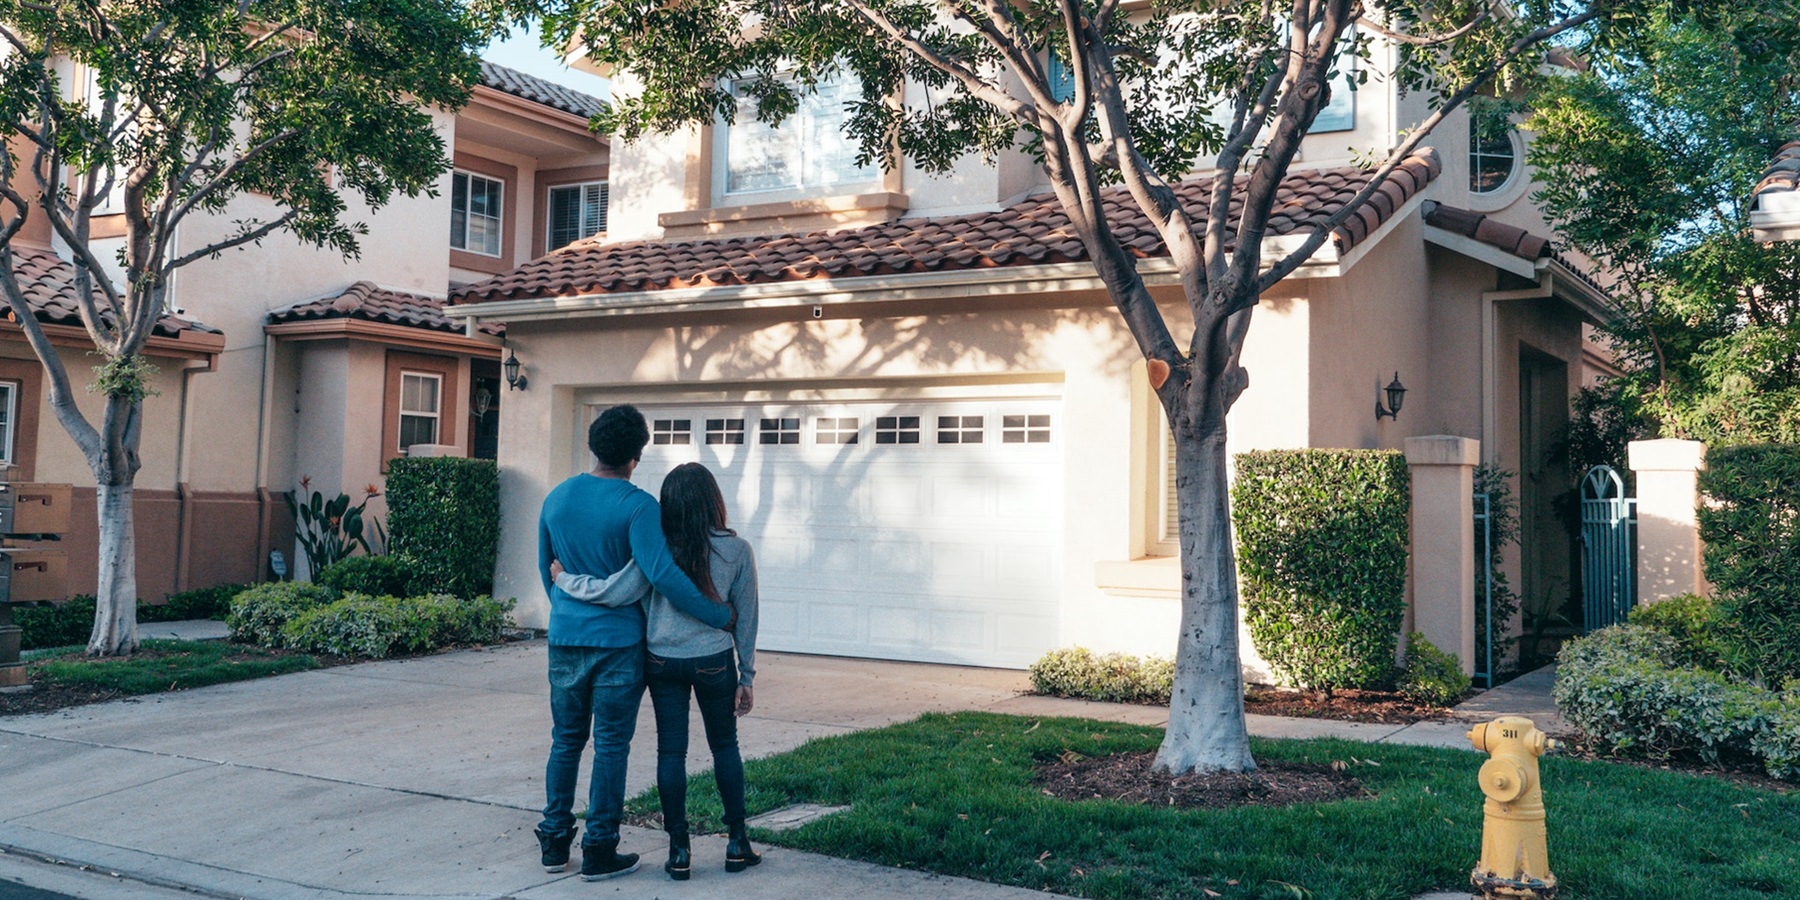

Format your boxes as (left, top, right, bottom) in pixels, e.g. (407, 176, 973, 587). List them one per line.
(1375, 372, 1407, 421)
(503, 350, 528, 391)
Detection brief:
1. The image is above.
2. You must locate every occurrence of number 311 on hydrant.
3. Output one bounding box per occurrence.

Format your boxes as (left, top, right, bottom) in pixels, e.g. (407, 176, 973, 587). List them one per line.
(1467, 716, 1558, 899)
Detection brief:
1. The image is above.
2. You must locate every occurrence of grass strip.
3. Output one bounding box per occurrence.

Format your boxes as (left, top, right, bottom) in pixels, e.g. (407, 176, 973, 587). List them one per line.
(31, 639, 319, 695)
(630, 711, 1798, 900)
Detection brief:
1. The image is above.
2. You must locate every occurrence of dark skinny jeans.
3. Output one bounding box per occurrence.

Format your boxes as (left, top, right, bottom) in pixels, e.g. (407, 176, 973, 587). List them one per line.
(646, 647, 746, 835)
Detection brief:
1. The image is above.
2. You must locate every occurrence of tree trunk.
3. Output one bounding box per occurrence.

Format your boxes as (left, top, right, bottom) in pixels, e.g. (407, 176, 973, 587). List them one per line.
(87, 482, 139, 656)
(1154, 406, 1255, 774)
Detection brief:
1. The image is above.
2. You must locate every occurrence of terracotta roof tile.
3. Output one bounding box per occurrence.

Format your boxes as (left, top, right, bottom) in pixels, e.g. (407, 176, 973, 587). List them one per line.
(1754, 140, 1800, 199)
(4, 244, 220, 338)
(452, 151, 1443, 305)
(270, 281, 504, 337)
(1422, 201, 1553, 260)
(478, 61, 606, 120)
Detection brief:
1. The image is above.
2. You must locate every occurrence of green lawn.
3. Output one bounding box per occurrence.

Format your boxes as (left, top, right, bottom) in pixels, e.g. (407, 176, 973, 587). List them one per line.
(30, 639, 320, 694)
(629, 712, 1799, 900)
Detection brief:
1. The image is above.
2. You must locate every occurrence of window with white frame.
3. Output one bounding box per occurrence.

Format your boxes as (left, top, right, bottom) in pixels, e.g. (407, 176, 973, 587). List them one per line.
(0, 382, 16, 465)
(815, 417, 859, 444)
(758, 417, 801, 445)
(705, 418, 746, 445)
(652, 419, 693, 445)
(398, 372, 442, 452)
(451, 171, 504, 256)
(548, 182, 608, 250)
(874, 415, 920, 444)
(936, 415, 984, 444)
(1469, 118, 1519, 194)
(1001, 414, 1052, 444)
(721, 73, 878, 197)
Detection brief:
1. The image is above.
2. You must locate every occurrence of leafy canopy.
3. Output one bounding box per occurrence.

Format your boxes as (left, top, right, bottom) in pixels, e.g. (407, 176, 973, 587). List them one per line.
(1528, 0, 1800, 448)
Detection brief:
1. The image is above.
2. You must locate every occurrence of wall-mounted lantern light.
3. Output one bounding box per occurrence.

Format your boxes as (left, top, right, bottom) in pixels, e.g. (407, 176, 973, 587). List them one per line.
(504, 350, 528, 391)
(1375, 371, 1407, 421)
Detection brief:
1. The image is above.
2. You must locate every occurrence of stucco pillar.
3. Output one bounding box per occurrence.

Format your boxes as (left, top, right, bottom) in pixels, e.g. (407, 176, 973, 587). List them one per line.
(1406, 435, 1479, 676)
(1628, 439, 1710, 603)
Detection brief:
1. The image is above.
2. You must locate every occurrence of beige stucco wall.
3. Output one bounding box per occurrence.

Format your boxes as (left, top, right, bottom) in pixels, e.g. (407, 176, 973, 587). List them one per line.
(0, 342, 189, 488)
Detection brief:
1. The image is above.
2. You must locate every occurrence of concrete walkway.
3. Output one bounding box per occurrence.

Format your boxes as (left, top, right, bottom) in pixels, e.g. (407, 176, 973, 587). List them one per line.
(0, 638, 1559, 899)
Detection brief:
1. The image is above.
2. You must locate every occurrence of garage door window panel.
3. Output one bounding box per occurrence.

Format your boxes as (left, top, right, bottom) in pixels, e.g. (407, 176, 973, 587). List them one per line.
(759, 417, 801, 445)
(816, 417, 859, 444)
(875, 416, 920, 444)
(653, 419, 692, 445)
(1002, 414, 1051, 444)
(706, 418, 746, 444)
(937, 416, 983, 444)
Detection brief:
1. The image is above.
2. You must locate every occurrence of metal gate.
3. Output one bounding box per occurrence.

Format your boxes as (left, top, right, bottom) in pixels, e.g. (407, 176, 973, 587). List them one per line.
(1474, 491, 1496, 687)
(1579, 465, 1636, 632)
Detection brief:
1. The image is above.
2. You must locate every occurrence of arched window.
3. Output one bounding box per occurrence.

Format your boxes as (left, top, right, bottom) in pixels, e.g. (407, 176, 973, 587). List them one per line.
(1469, 118, 1519, 194)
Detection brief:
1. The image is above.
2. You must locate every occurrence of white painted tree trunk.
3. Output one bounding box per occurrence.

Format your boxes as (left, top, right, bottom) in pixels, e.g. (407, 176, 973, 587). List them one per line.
(1154, 415, 1255, 774)
(87, 483, 139, 656)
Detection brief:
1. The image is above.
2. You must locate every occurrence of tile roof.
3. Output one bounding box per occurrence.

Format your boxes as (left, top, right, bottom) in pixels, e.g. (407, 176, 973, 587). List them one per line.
(478, 61, 606, 120)
(4, 244, 221, 338)
(451, 150, 1444, 304)
(1421, 201, 1552, 259)
(1754, 140, 1800, 200)
(269, 281, 504, 336)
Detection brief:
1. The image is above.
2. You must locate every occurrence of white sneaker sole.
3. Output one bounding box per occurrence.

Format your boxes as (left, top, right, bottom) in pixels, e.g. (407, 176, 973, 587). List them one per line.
(581, 860, 640, 882)
(543, 863, 566, 873)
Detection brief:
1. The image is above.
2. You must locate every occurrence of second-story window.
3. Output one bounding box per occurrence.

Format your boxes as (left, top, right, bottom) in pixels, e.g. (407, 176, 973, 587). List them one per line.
(548, 182, 608, 251)
(1469, 117, 1519, 195)
(451, 171, 504, 257)
(723, 74, 877, 196)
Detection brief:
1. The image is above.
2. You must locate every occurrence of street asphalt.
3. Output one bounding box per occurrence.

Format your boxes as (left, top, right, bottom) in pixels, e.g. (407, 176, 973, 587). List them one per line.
(0, 634, 1554, 899)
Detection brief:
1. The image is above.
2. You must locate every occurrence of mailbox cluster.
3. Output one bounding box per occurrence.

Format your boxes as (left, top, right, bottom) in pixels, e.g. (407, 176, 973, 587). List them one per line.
(0, 466, 72, 687)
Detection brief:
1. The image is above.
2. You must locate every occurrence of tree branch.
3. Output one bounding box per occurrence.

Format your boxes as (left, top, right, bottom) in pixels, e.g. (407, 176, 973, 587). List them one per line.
(838, 0, 1036, 123)
(163, 210, 299, 270)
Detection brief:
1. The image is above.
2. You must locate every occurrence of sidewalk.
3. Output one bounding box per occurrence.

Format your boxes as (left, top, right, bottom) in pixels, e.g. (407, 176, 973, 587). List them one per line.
(0, 638, 1559, 899)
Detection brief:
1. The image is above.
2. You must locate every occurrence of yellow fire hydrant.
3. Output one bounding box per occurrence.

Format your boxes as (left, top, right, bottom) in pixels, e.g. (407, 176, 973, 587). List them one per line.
(1467, 716, 1558, 899)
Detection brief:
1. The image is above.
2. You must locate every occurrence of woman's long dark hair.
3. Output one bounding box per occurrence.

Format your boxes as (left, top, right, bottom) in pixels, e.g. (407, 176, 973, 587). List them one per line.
(661, 463, 734, 602)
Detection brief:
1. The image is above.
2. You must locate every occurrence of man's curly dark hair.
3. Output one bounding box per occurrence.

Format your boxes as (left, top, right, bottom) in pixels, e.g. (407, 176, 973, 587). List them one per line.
(589, 405, 650, 469)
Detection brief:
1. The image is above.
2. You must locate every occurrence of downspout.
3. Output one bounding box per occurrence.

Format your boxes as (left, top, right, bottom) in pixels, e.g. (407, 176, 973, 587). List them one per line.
(1480, 271, 1555, 465)
(254, 328, 277, 580)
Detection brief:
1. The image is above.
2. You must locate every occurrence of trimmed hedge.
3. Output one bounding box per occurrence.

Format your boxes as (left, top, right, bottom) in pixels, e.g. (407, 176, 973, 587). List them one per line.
(226, 582, 339, 646)
(317, 555, 422, 598)
(15, 596, 97, 650)
(1398, 633, 1471, 706)
(1627, 593, 1756, 677)
(1028, 647, 1174, 705)
(1232, 449, 1410, 690)
(386, 457, 500, 600)
(280, 593, 514, 659)
(142, 583, 247, 623)
(1698, 444, 1800, 687)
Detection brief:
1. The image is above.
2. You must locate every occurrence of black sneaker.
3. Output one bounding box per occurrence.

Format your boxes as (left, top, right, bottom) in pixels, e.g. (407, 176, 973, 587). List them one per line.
(535, 827, 576, 873)
(580, 844, 641, 881)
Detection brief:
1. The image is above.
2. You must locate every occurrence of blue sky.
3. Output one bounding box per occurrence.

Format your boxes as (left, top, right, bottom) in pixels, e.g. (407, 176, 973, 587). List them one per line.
(481, 24, 611, 102)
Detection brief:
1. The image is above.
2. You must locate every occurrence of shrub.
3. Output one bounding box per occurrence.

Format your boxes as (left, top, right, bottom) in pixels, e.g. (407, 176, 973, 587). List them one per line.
(1554, 624, 1770, 763)
(15, 595, 97, 650)
(1398, 633, 1472, 706)
(386, 457, 500, 599)
(1233, 449, 1410, 690)
(280, 592, 515, 659)
(1697, 444, 1800, 687)
(226, 582, 339, 646)
(1627, 593, 1756, 677)
(317, 555, 421, 598)
(141, 583, 249, 623)
(1028, 647, 1174, 705)
(1751, 692, 1800, 781)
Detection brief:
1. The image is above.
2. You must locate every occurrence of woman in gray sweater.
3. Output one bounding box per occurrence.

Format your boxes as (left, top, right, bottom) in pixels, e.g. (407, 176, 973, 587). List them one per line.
(549, 462, 760, 880)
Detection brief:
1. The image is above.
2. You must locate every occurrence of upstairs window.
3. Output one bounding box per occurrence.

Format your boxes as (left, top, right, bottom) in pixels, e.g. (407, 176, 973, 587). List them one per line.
(1469, 118, 1519, 195)
(548, 182, 608, 250)
(451, 171, 504, 256)
(722, 74, 877, 196)
(0, 382, 15, 464)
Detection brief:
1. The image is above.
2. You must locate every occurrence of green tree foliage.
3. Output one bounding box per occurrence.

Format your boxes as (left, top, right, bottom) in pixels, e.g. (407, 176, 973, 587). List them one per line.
(1528, 1, 1800, 447)
(1697, 445, 1800, 687)
(0, 0, 482, 654)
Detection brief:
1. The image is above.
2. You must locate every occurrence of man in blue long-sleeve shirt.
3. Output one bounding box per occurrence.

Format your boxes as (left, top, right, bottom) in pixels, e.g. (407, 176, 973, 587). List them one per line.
(535, 405, 733, 881)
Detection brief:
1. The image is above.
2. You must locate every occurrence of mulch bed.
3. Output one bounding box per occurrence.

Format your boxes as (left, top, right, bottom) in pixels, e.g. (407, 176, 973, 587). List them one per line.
(1242, 687, 1453, 725)
(1035, 749, 1370, 810)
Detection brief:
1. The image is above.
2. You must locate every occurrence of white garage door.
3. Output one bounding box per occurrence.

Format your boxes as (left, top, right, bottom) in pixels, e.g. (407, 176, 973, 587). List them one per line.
(592, 396, 1063, 668)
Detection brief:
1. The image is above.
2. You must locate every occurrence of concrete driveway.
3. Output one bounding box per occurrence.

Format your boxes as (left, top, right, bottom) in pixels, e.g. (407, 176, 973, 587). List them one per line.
(0, 642, 1089, 900)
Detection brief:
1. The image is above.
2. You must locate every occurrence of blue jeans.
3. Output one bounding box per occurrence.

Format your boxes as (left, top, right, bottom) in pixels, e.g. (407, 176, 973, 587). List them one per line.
(646, 648, 747, 834)
(540, 643, 644, 846)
